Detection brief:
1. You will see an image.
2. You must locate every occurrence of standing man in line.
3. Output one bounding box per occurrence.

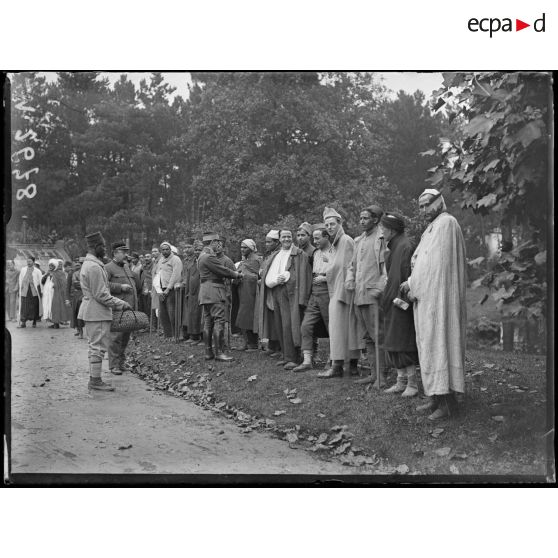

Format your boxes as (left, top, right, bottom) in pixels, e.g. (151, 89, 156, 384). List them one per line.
(318, 207, 360, 378)
(79, 232, 131, 391)
(379, 213, 419, 397)
(105, 241, 140, 374)
(139, 252, 155, 328)
(6, 260, 20, 322)
(180, 243, 196, 341)
(294, 224, 331, 372)
(198, 233, 243, 361)
(150, 245, 162, 324)
(346, 205, 388, 386)
(255, 229, 282, 357)
(296, 222, 316, 261)
(235, 238, 261, 351)
(260, 230, 312, 370)
(400, 189, 467, 419)
(183, 240, 204, 345)
(153, 241, 183, 338)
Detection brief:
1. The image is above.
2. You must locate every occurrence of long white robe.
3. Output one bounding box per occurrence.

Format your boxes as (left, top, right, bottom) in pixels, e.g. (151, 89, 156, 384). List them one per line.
(408, 212, 467, 395)
(42, 276, 54, 321)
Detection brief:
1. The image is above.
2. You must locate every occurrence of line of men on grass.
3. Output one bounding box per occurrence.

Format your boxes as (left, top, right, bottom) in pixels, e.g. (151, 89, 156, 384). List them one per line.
(76, 188, 466, 421)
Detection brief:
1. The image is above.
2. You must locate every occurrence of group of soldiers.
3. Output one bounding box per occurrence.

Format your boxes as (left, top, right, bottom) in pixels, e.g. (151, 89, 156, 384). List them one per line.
(77, 187, 467, 421)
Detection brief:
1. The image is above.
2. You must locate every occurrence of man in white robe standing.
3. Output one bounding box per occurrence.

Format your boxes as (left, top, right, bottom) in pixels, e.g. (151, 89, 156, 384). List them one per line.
(400, 189, 467, 420)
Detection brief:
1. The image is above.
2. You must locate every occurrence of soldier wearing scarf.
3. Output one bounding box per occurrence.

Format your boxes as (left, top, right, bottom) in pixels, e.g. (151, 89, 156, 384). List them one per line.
(318, 207, 361, 378)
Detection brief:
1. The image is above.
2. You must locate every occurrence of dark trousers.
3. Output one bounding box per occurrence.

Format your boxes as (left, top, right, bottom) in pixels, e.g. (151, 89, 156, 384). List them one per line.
(300, 290, 329, 352)
(271, 284, 298, 363)
(108, 330, 131, 369)
(159, 290, 177, 338)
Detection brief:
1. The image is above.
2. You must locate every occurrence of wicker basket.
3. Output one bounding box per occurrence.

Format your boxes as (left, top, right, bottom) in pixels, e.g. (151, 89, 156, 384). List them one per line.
(111, 309, 149, 332)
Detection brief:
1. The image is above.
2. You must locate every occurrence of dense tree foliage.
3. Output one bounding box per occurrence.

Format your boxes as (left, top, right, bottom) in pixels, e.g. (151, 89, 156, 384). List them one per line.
(426, 72, 550, 322)
(8, 71, 446, 256)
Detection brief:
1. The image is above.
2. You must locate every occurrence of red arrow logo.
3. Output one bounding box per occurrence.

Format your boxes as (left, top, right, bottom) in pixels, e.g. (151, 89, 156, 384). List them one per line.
(516, 19, 530, 31)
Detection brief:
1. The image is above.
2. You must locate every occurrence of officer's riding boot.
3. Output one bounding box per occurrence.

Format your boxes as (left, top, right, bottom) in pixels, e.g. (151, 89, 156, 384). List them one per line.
(204, 324, 215, 360)
(215, 325, 233, 362)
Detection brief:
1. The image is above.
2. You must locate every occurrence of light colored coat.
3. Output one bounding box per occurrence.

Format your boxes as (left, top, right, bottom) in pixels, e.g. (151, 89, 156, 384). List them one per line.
(408, 212, 467, 395)
(78, 253, 126, 321)
(325, 228, 359, 361)
(18, 266, 43, 319)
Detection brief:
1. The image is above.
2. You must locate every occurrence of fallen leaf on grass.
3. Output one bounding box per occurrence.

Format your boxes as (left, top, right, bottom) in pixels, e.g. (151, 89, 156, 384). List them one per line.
(317, 413, 326, 418)
(449, 464, 460, 474)
(118, 444, 133, 450)
(492, 415, 505, 422)
(153, 356, 161, 360)
(471, 370, 484, 377)
(246, 375, 258, 382)
(488, 434, 498, 442)
(286, 432, 298, 444)
(317, 433, 328, 444)
(480, 387, 488, 392)
(215, 402, 227, 409)
(236, 411, 251, 422)
(273, 410, 286, 416)
(330, 425, 347, 432)
(289, 398, 302, 404)
(333, 441, 352, 455)
(483, 363, 495, 369)
(396, 464, 409, 474)
(431, 427, 445, 438)
(310, 444, 330, 452)
(328, 432, 344, 445)
(434, 447, 452, 457)
(451, 453, 468, 461)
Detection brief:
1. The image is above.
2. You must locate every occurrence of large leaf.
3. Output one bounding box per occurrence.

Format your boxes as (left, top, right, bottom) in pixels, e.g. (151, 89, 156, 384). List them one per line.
(515, 120, 544, 148)
(463, 115, 494, 137)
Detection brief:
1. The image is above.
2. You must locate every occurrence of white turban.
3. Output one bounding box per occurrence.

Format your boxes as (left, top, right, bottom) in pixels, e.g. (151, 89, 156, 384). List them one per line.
(266, 230, 280, 240)
(160, 241, 171, 249)
(241, 239, 256, 252)
(419, 188, 446, 211)
(48, 258, 58, 269)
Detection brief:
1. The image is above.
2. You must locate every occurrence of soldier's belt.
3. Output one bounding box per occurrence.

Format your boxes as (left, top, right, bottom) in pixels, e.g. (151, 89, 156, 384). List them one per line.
(201, 279, 225, 285)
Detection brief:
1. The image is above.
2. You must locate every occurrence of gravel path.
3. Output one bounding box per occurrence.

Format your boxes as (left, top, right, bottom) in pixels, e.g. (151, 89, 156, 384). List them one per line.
(8, 321, 358, 475)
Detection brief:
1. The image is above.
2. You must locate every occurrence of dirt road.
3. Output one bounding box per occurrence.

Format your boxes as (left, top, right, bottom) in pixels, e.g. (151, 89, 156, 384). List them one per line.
(7, 321, 358, 476)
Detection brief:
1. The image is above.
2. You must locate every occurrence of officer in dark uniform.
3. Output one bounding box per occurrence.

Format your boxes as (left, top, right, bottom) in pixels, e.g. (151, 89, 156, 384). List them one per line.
(105, 240, 140, 374)
(198, 233, 242, 361)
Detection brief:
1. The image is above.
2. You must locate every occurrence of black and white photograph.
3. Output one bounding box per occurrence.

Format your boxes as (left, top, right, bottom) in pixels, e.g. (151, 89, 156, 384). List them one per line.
(3, 70, 553, 483)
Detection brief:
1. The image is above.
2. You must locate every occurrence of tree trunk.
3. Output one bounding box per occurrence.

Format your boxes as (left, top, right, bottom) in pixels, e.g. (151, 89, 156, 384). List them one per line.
(502, 320, 514, 352)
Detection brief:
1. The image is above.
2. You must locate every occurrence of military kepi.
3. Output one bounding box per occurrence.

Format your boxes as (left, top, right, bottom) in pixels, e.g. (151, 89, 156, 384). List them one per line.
(203, 232, 221, 243)
(85, 231, 105, 249)
(111, 240, 129, 251)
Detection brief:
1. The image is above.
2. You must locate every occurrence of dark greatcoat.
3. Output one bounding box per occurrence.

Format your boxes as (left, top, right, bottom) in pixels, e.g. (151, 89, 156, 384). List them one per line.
(381, 232, 418, 354)
(104, 260, 140, 310)
(235, 251, 261, 331)
(253, 249, 279, 340)
(66, 269, 84, 328)
(182, 256, 202, 334)
(257, 246, 312, 347)
(44, 269, 71, 323)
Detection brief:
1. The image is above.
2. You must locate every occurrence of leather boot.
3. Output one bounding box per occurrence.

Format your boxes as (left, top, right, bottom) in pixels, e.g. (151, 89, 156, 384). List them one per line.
(428, 393, 458, 420)
(88, 357, 114, 391)
(214, 326, 233, 362)
(347, 358, 360, 377)
(401, 365, 418, 397)
(416, 396, 438, 413)
(317, 360, 344, 378)
(204, 325, 215, 360)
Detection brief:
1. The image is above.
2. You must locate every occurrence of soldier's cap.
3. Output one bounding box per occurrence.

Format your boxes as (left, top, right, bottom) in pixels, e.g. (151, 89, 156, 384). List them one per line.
(265, 229, 280, 240)
(85, 231, 105, 248)
(297, 222, 313, 236)
(111, 240, 130, 252)
(203, 232, 223, 243)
